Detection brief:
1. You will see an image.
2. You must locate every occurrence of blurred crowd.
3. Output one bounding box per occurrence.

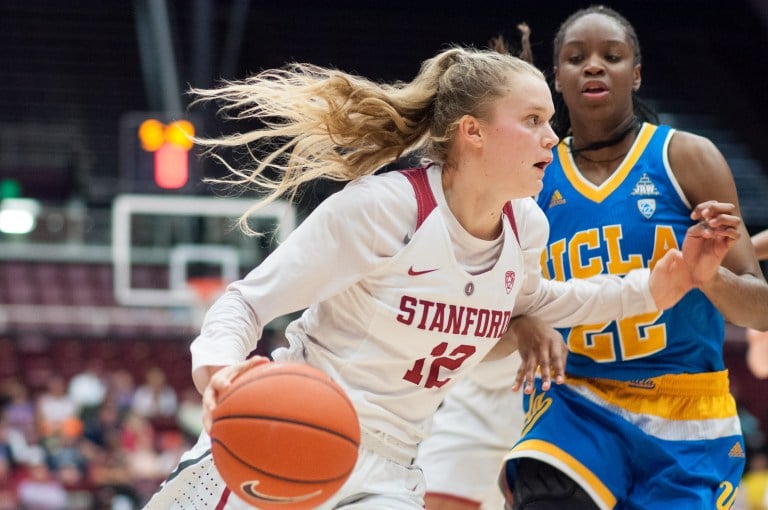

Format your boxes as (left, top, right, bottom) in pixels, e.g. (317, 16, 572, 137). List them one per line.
(0, 359, 202, 509)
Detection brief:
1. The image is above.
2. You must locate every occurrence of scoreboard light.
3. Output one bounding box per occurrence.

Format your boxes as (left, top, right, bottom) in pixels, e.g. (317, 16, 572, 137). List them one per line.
(119, 112, 201, 194)
(138, 119, 195, 190)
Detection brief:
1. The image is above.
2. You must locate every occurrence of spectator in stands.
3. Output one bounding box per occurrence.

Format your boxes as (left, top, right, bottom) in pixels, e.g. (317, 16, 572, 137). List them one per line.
(82, 399, 123, 451)
(67, 358, 107, 424)
(0, 405, 33, 466)
(175, 387, 203, 442)
(15, 447, 69, 510)
(0, 378, 37, 444)
(131, 366, 177, 422)
(122, 412, 168, 504)
(0, 454, 19, 510)
(46, 418, 94, 510)
(46, 416, 88, 477)
(104, 368, 136, 415)
(36, 375, 78, 440)
(87, 425, 140, 510)
(55, 462, 93, 510)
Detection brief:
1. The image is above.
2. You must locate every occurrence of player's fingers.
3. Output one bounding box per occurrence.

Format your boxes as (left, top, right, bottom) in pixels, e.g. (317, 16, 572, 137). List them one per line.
(551, 342, 567, 385)
(688, 221, 741, 241)
(710, 220, 742, 239)
(512, 365, 526, 393)
(513, 357, 536, 393)
(514, 357, 534, 394)
(522, 358, 537, 394)
(708, 212, 741, 227)
(228, 356, 264, 381)
(538, 353, 551, 391)
(690, 201, 735, 220)
(202, 386, 217, 432)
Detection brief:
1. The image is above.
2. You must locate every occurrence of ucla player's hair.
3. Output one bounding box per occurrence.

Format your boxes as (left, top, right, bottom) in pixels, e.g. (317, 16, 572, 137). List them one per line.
(189, 46, 543, 234)
(488, 22, 534, 65)
(550, 4, 658, 141)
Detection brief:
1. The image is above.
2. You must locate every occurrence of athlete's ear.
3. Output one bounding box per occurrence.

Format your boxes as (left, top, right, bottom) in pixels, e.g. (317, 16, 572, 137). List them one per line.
(632, 64, 642, 92)
(553, 66, 561, 92)
(457, 114, 483, 149)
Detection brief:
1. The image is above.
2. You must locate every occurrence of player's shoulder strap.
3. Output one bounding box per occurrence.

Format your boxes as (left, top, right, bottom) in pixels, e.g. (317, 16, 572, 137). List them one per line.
(401, 166, 520, 242)
(400, 167, 437, 231)
(503, 202, 520, 244)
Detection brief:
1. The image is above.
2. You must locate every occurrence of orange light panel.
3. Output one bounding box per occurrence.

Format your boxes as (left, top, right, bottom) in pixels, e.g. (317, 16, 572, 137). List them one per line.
(154, 145, 189, 189)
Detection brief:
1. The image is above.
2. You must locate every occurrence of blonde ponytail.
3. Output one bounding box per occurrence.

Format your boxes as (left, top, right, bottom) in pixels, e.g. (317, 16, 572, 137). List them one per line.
(191, 46, 543, 234)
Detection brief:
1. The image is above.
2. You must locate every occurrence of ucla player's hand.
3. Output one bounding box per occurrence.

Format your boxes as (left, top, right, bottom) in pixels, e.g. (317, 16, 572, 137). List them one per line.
(201, 356, 270, 433)
(684, 201, 742, 286)
(649, 202, 741, 310)
(506, 316, 567, 394)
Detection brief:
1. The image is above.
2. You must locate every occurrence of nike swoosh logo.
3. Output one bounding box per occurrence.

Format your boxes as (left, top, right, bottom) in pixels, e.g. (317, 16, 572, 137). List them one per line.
(408, 266, 438, 276)
(241, 480, 322, 504)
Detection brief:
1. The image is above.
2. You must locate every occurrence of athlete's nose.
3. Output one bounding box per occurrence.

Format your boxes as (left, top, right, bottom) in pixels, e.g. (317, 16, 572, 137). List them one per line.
(543, 123, 559, 149)
(583, 54, 606, 75)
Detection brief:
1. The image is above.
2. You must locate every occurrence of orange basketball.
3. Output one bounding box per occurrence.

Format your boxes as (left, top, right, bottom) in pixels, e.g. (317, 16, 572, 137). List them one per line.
(210, 362, 360, 509)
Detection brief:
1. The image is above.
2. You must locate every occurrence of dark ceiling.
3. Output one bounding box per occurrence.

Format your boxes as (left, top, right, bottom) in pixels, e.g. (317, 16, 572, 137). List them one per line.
(1, 0, 767, 225)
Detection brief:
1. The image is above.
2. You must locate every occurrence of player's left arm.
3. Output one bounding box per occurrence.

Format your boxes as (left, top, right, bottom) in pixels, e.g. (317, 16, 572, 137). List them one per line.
(669, 131, 768, 330)
(752, 229, 768, 261)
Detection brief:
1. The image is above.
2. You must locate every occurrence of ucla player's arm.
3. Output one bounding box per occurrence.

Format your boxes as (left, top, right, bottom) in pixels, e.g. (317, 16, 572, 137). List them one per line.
(669, 130, 768, 330)
(752, 229, 768, 261)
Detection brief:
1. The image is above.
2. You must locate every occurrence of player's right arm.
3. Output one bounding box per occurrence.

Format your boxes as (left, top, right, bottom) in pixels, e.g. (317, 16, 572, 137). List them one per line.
(189, 174, 415, 395)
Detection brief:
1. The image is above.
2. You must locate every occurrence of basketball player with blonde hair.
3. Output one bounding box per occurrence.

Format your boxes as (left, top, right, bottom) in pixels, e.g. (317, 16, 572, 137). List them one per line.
(144, 44, 740, 509)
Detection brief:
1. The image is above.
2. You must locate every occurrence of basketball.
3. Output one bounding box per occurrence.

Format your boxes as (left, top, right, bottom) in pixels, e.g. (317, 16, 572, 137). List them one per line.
(210, 362, 360, 509)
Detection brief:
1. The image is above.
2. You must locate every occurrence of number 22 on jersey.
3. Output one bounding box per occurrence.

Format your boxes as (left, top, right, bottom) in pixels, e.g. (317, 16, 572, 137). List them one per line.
(542, 224, 678, 363)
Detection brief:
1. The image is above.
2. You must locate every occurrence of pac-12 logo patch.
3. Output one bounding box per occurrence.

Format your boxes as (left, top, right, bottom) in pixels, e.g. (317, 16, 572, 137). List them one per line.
(505, 271, 516, 294)
(637, 198, 656, 219)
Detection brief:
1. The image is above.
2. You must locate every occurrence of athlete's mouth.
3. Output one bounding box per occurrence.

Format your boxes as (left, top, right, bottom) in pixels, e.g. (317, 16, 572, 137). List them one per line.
(582, 81, 608, 93)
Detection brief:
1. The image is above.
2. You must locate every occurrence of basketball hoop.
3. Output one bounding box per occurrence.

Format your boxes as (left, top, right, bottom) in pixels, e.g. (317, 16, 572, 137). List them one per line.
(187, 276, 226, 305)
(187, 277, 226, 330)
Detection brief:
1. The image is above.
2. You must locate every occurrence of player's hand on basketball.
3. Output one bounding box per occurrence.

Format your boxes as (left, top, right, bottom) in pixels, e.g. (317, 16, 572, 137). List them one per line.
(684, 201, 741, 286)
(202, 356, 270, 432)
(508, 316, 567, 394)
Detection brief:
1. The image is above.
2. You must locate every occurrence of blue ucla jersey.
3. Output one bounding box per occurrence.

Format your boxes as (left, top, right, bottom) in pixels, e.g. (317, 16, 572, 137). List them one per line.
(537, 123, 725, 380)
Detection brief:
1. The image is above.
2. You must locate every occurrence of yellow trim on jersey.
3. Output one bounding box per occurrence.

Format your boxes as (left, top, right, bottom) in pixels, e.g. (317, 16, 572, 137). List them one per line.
(559, 123, 658, 203)
(511, 439, 616, 509)
(566, 370, 737, 420)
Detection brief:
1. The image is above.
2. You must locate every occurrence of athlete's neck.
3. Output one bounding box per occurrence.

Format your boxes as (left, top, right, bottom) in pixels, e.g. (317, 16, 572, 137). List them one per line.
(569, 116, 640, 155)
(441, 166, 503, 241)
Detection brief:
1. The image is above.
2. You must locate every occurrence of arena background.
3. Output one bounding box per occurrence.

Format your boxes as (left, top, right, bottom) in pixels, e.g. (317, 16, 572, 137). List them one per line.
(0, 1, 767, 508)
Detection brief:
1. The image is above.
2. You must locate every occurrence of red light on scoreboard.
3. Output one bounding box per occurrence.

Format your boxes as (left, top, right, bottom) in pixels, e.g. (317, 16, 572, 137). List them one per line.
(137, 119, 195, 190)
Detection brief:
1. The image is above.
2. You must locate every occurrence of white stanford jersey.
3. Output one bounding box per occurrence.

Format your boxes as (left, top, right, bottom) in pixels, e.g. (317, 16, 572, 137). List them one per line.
(190, 165, 658, 446)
